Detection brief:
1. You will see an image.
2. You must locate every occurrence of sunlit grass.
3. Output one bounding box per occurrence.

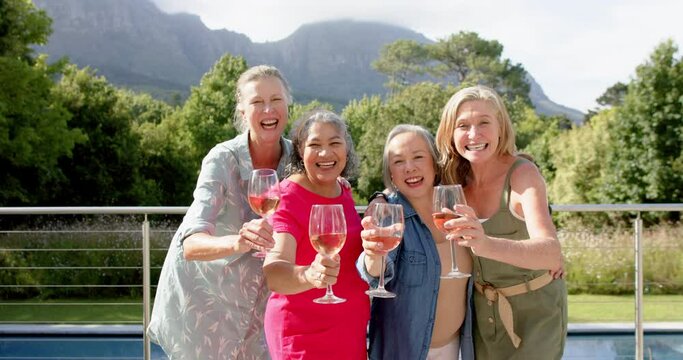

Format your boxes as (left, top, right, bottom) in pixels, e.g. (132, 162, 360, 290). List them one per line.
(568, 294, 683, 323)
(1, 295, 681, 324)
(0, 298, 142, 323)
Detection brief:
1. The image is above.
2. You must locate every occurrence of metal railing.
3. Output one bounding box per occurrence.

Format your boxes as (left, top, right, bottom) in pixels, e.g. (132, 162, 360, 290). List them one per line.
(1, 204, 682, 360)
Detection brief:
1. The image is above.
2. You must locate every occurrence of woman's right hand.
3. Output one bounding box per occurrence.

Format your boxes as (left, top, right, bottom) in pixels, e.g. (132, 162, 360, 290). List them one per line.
(236, 218, 275, 254)
(304, 253, 340, 289)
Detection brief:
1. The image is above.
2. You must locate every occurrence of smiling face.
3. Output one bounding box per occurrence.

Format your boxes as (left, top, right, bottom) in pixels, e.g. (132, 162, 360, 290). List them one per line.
(387, 132, 436, 201)
(302, 121, 348, 186)
(238, 76, 288, 145)
(452, 100, 501, 163)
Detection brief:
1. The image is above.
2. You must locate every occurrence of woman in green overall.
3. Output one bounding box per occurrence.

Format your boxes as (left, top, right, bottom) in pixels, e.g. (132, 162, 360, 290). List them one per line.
(434, 85, 567, 359)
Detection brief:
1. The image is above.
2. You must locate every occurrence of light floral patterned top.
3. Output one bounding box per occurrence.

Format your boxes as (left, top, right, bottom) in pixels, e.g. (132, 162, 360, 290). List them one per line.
(148, 132, 292, 360)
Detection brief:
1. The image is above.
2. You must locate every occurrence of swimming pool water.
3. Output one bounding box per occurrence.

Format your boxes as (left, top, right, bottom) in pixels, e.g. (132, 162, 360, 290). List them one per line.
(565, 334, 683, 359)
(0, 336, 168, 360)
(1, 331, 682, 359)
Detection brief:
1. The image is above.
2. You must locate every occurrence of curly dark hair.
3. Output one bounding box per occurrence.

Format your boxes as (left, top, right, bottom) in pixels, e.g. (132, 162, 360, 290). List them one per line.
(286, 109, 359, 179)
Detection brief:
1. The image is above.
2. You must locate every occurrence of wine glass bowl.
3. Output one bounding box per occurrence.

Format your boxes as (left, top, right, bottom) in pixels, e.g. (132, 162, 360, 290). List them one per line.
(309, 204, 347, 304)
(432, 185, 471, 279)
(248, 169, 281, 257)
(432, 212, 461, 233)
(310, 232, 346, 257)
(365, 203, 404, 298)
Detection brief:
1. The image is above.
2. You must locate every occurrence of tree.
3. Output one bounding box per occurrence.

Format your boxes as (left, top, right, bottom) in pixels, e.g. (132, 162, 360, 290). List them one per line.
(289, 100, 335, 129)
(428, 32, 530, 102)
(179, 54, 247, 166)
(602, 40, 683, 213)
(353, 83, 452, 199)
(548, 109, 615, 206)
(586, 82, 629, 121)
(135, 112, 196, 205)
(372, 40, 429, 91)
(49, 65, 146, 205)
(120, 90, 197, 205)
(0, 0, 84, 205)
(510, 98, 572, 184)
(342, 95, 383, 147)
(0, 0, 51, 61)
(0, 56, 84, 204)
(596, 82, 628, 108)
(373, 31, 530, 102)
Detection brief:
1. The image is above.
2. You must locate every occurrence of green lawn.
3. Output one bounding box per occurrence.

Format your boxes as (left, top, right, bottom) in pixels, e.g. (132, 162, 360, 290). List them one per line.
(1, 295, 681, 323)
(568, 294, 683, 322)
(0, 298, 142, 323)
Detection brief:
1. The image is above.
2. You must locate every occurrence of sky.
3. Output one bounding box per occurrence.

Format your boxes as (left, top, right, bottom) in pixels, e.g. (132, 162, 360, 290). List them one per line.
(150, 0, 683, 113)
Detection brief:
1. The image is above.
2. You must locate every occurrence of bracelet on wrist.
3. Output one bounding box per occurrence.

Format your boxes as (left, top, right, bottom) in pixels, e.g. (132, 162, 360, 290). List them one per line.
(367, 191, 387, 204)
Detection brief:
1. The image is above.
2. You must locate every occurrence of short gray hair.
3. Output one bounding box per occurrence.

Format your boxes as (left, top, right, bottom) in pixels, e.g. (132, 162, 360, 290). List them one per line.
(382, 124, 441, 190)
(287, 109, 359, 179)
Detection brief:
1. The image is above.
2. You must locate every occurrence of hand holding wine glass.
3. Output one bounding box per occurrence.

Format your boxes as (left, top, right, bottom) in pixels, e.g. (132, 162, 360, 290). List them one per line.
(309, 204, 347, 304)
(432, 184, 471, 279)
(364, 203, 403, 298)
(248, 169, 281, 257)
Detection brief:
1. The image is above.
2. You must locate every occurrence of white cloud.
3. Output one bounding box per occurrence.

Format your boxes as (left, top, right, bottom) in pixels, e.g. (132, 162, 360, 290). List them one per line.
(150, 0, 683, 112)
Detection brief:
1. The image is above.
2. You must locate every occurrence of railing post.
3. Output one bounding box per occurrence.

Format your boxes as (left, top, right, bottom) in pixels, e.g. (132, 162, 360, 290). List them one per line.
(142, 214, 151, 360)
(634, 212, 644, 360)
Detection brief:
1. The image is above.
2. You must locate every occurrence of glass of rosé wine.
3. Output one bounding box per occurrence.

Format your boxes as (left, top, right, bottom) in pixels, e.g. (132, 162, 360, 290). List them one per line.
(432, 184, 471, 279)
(248, 169, 281, 258)
(365, 203, 404, 298)
(309, 204, 347, 304)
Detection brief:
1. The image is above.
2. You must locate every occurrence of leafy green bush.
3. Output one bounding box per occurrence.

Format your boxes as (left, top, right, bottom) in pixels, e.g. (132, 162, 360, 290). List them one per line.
(561, 222, 683, 295)
(2, 216, 681, 299)
(0, 215, 177, 300)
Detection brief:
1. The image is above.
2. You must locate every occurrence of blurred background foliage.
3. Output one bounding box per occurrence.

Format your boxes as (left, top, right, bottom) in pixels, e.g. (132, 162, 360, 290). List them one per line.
(0, 0, 681, 298)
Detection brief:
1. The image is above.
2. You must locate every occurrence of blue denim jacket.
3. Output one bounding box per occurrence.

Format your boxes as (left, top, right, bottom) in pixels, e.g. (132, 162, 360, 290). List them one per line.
(356, 192, 474, 360)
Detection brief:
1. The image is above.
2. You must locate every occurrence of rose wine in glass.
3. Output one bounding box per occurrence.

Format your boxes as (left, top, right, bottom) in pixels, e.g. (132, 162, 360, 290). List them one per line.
(433, 185, 471, 279)
(365, 203, 403, 298)
(309, 204, 347, 304)
(248, 169, 281, 257)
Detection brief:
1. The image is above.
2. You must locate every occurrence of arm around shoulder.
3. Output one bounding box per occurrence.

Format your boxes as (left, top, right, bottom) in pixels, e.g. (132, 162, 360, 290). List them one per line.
(508, 162, 562, 270)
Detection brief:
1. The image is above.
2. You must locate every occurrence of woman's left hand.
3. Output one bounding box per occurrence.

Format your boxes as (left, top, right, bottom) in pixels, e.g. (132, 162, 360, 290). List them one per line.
(237, 218, 275, 253)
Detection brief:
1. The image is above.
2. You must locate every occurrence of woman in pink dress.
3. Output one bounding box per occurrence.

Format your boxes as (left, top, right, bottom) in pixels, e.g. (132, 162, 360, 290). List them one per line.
(263, 109, 369, 360)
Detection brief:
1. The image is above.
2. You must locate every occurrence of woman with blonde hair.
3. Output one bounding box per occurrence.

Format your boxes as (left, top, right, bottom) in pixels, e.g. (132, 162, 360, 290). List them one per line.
(435, 85, 567, 359)
(149, 65, 293, 359)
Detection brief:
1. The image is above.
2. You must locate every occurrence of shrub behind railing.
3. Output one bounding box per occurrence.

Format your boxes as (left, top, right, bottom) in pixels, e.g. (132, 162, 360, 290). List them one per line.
(0, 215, 177, 300)
(1, 214, 682, 299)
(560, 222, 683, 295)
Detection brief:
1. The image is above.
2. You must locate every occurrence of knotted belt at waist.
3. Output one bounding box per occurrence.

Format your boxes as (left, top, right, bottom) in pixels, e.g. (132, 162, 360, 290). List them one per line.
(474, 272, 554, 348)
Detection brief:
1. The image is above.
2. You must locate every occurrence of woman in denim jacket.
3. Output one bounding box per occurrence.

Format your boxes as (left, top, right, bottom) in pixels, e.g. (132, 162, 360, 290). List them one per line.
(357, 124, 475, 360)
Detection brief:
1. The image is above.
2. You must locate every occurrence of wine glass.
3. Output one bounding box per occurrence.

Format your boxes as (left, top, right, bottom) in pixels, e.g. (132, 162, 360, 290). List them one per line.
(432, 184, 471, 279)
(365, 203, 404, 298)
(309, 204, 347, 304)
(248, 169, 281, 258)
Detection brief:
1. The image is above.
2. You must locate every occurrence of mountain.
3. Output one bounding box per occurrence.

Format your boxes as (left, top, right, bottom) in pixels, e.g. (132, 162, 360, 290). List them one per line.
(33, 0, 584, 123)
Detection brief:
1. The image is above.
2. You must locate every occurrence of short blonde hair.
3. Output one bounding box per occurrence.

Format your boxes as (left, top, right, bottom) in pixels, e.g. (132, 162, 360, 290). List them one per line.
(234, 65, 292, 132)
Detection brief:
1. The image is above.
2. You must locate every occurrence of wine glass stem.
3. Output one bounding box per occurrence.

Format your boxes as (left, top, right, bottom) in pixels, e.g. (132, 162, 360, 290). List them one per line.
(450, 238, 459, 273)
(325, 284, 335, 298)
(377, 255, 387, 290)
